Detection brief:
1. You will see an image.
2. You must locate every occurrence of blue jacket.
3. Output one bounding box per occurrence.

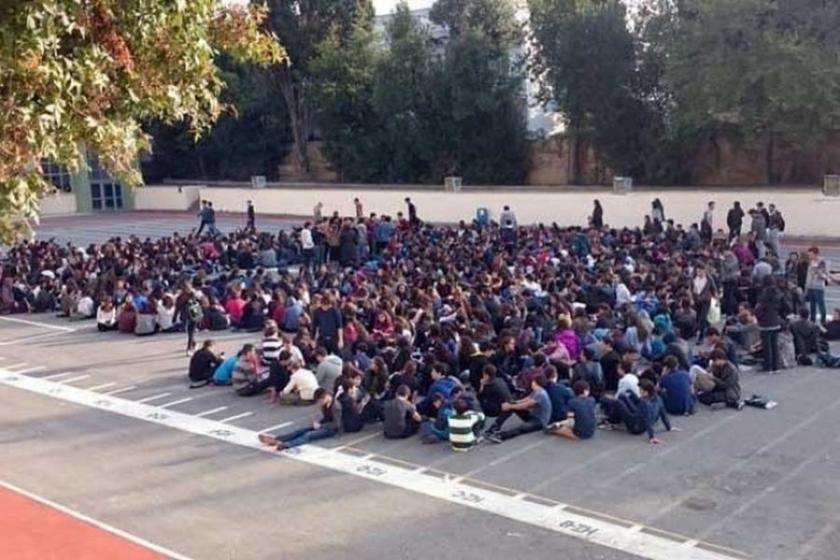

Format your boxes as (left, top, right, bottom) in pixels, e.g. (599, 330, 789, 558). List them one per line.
(212, 356, 238, 385)
(659, 370, 696, 415)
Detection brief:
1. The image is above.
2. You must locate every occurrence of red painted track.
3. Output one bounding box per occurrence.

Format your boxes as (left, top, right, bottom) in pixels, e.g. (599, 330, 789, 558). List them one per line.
(0, 486, 164, 560)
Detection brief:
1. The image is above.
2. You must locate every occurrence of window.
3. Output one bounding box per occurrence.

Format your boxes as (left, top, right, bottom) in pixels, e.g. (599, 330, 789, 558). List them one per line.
(41, 160, 72, 192)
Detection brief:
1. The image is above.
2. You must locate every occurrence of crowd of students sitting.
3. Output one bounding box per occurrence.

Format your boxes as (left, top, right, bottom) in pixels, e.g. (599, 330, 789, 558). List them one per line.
(3, 198, 838, 452)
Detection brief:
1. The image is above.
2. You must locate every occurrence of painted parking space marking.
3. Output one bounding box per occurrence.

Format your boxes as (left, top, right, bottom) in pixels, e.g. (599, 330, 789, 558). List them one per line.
(218, 412, 253, 423)
(103, 386, 137, 396)
(136, 393, 172, 404)
(0, 316, 76, 332)
(58, 375, 91, 385)
(9, 366, 47, 375)
(42, 372, 75, 381)
(88, 382, 118, 392)
(160, 398, 193, 408)
(195, 406, 228, 418)
(0, 370, 745, 560)
(258, 421, 294, 433)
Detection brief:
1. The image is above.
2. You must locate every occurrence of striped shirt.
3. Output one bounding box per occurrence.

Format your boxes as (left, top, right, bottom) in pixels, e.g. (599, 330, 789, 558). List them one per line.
(260, 336, 282, 366)
(448, 411, 485, 452)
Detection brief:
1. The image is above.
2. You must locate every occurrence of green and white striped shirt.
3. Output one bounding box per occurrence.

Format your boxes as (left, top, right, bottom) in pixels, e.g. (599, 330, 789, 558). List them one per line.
(448, 411, 485, 451)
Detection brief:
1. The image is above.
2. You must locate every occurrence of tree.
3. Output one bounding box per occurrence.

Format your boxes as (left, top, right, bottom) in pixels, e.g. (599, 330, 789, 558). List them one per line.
(529, 0, 639, 182)
(144, 57, 292, 182)
(427, 0, 530, 184)
(265, 0, 373, 177)
(0, 0, 284, 239)
(658, 0, 840, 183)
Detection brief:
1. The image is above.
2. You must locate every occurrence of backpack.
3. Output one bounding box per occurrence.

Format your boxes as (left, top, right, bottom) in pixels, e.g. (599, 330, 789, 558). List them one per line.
(186, 296, 203, 322)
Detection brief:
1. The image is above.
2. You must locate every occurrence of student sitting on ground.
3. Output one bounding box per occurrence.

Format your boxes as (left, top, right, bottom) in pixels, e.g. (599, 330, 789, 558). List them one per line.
(277, 358, 319, 405)
(486, 374, 552, 444)
(616, 358, 640, 398)
(695, 349, 744, 410)
(96, 297, 117, 331)
(314, 346, 343, 392)
(259, 320, 283, 368)
(477, 364, 512, 418)
(419, 393, 455, 444)
(658, 355, 696, 415)
(545, 380, 596, 441)
(571, 347, 604, 400)
(212, 354, 238, 386)
(603, 380, 676, 445)
(232, 344, 269, 396)
(188, 339, 224, 388)
(383, 384, 422, 439)
(448, 397, 486, 451)
(544, 365, 574, 424)
(258, 389, 342, 450)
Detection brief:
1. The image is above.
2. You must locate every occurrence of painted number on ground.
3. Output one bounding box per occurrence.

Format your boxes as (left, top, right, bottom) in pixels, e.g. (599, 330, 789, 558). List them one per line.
(357, 465, 386, 477)
(452, 490, 484, 504)
(558, 520, 599, 537)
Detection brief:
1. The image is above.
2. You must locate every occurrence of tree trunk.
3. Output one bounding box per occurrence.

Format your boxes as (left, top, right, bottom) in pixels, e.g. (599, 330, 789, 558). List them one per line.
(766, 127, 775, 184)
(278, 66, 311, 178)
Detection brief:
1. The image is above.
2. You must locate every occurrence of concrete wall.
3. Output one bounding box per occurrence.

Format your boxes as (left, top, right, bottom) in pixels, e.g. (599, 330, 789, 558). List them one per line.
(135, 185, 202, 211)
(39, 193, 77, 216)
(198, 186, 840, 238)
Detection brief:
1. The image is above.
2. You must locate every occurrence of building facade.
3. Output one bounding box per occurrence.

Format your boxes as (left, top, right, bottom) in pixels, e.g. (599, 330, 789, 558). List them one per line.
(42, 146, 135, 214)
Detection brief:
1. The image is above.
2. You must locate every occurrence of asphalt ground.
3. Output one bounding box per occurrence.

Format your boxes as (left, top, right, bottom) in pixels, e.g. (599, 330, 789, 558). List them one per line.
(1, 212, 839, 560)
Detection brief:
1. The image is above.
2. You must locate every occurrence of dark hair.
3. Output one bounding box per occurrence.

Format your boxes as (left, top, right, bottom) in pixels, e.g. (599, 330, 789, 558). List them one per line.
(572, 380, 589, 396)
(662, 355, 679, 370)
(639, 379, 656, 396)
(315, 346, 328, 358)
(395, 384, 411, 398)
(238, 343, 255, 357)
(482, 364, 497, 378)
(453, 397, 470, 415)
(202, 339, 214, 349)
(544, 365, 558, 380)
(531, 374, 548, 389)
(711, 348, 728, 362)
(314, 388, 330, 401)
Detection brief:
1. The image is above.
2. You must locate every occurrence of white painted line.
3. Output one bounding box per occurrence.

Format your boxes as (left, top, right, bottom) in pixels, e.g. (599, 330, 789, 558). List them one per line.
(136, 392, 172, 404)
(9, 366, 47, 375)
(160, 398, 193, 408)
(195, 406, 228, 418)
(0, 479, 196, 560)
(88, 383, 117, 392)
(58, 375, 91, 385)
(0, 370, 743, 560)
(258, 421, 294, 433)
(4, 363, 28, 371)
(102, 386, 136, 396)
(0, 330, 72, 346)
(0, 316, 76, 332)
(218, 412, 254, 424)
(42, 372, 75, 381)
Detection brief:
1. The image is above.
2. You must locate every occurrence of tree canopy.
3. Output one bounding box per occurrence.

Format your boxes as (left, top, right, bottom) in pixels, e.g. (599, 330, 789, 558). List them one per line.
(0, 0, 284, 239)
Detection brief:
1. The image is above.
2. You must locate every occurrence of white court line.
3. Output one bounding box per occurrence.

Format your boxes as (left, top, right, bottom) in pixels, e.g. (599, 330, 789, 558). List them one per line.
(58, 375, 91, 385)
(136, 393, 172, 404)
(102, 386, 136, 396)
(160, 398, 193, 408)
(4, 363, 28, 371)
(9, 366, 47, 375)
(258, 421, 294, 433)
(0, 330, 72, 346)
(0, 479, 195, 560)
(0, 370, 743, 560)
(88, 383, 117, 392)
(195, 406, 228, 418)
(42, 372, 75, 381)
(219, 412, 253, 423)
(0, 316, 76, 332)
